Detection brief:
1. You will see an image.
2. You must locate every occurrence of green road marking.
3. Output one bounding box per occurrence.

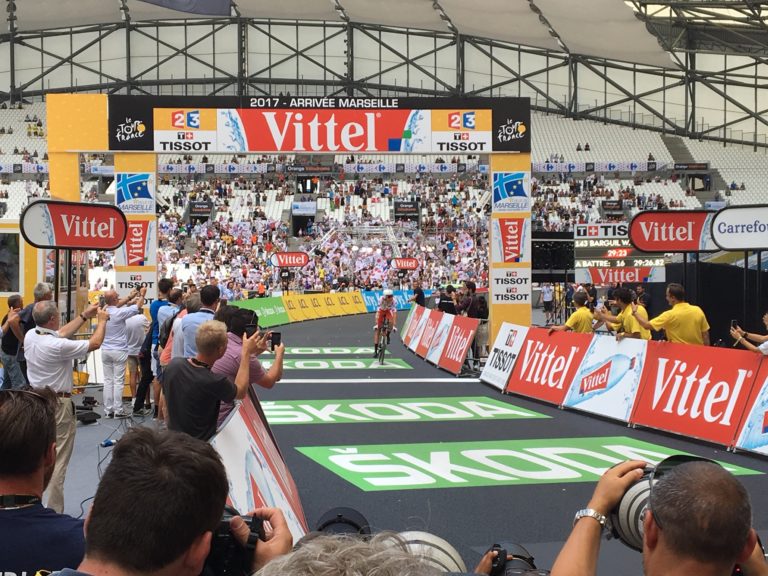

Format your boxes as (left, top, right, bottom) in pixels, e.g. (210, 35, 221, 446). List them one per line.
(261, 357, 412, 370)
(263, 396, 549, 425)
(297, 436, 761, 491)
(261, 346, 387, 356)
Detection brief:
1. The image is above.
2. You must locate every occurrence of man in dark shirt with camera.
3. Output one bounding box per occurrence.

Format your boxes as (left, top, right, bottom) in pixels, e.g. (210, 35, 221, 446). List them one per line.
(163, 319, 267, 441)
(550, 460, 765, 576)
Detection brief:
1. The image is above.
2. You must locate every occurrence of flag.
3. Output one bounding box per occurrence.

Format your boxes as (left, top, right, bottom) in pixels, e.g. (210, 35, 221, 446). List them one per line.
(493, 172, 528, 204)
(137, 0, 231, 16)
(116, 173, 153, 204)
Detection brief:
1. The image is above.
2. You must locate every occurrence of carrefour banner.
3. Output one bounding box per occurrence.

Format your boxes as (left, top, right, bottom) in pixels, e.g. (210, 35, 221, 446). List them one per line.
(108, 95, 530, 154)
(532, 161, 666, 173)
(343, 163, 473, 174)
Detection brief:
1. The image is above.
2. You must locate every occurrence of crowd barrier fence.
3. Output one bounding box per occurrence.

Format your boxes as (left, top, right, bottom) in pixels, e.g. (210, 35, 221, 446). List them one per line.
(479, 323, 768, 456)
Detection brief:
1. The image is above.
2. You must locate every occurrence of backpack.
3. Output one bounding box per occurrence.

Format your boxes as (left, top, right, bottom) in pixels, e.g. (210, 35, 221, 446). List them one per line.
(158, 309, 180, 349)
(475, 295, 489, 320)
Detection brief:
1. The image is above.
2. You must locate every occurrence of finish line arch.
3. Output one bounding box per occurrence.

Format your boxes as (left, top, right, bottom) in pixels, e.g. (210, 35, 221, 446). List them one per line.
(45, 93, 532, 340)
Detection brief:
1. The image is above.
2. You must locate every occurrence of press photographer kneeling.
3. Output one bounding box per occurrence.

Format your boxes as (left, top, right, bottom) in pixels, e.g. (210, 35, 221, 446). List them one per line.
(550, 459, 767, 576)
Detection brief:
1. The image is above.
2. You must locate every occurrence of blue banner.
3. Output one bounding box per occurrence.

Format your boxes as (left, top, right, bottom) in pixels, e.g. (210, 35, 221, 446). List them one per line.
(361, 290, 433, 313)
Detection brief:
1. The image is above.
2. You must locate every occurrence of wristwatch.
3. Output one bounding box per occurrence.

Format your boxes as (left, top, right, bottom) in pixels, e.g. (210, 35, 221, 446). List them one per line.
(573, 508, 606, 528)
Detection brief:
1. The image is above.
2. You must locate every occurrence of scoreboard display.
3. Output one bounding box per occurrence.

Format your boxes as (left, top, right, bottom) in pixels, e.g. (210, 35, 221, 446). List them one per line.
(573, 223, 666, 284)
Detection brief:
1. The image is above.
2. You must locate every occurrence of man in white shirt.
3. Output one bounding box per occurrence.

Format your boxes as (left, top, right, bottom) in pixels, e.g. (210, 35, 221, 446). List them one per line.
(101, 288, 146, 418)
(25, 300, 109, 512)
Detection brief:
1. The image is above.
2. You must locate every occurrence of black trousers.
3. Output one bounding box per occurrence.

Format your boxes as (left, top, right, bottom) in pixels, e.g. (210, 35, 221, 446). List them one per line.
(132, 349, 153, 412)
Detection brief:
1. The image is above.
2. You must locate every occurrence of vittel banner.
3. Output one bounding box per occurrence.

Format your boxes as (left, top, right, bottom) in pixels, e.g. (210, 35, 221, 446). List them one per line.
(437, 315, 479, 375)
(108, 96, 530, 154)
(562, 335, 648, 422)
(733, 359, 768, 455)
(407, 306, 432, 352)
(629, 210, 718, 253)
(631, 342, 761, 445)
(425, 313, 455, 365)
(481, 323, 529, 391)
(505, 328, 591, 405)
(415, 310, 443, 358)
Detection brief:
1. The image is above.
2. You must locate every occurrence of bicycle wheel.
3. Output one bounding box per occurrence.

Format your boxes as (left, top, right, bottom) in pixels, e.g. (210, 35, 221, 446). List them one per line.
(378, 322, 388, 364)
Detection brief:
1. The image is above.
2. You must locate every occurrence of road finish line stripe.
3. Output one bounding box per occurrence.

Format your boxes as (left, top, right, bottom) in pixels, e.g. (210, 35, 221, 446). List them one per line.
(263, 396, 548, 425)
(278, 378, 482, 384)
(263, 358, 412, 370)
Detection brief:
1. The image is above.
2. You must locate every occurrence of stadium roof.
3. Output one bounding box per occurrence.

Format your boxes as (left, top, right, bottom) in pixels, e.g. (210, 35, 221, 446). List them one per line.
(4, 1, 768, 68)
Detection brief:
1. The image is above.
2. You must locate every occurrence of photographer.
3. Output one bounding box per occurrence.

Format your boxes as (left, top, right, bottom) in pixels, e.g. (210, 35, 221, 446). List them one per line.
(163, 320, 268, 441)
(53, 427, 292, 576)
(550, 460, 762, 576)
(731, 312, 768, 355)
(213, 306, 285, 427)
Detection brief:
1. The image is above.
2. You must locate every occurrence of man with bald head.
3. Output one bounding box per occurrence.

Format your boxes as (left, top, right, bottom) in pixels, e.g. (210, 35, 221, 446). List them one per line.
(101, 287, 146, 418)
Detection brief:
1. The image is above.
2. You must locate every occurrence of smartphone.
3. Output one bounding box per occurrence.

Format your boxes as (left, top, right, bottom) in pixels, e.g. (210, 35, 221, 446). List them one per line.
(731, 319, 739, 329)
(270, 331, 281, 351)
(244, 323, 259, 338)
(98, 295, 106, 308)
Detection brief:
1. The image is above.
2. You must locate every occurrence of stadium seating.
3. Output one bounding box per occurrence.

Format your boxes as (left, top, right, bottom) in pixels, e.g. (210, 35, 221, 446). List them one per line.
(681, 138, 767, 205)
(531, 111, 673, 164)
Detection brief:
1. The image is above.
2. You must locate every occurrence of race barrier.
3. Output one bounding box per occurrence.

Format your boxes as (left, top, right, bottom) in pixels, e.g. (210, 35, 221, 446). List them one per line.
(231, 289, 428, 327)
(481, 323, 768, 455)
(400, 304, 478, 376)
(210, 388, 308, 541)
(232, 291, 364, 326)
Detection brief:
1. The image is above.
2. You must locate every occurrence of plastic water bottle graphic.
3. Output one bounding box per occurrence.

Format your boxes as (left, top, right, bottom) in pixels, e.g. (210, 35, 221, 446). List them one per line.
(737, 386, 768, 452)
(567, 354, 636, 406)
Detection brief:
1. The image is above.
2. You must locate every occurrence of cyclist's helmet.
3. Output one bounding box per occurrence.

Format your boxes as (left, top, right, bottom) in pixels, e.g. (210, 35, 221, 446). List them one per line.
(383, 289, 394, 296)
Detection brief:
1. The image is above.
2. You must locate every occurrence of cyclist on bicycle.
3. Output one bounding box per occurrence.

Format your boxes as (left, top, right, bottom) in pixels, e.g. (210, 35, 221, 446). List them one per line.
(373, 289, 397, 357)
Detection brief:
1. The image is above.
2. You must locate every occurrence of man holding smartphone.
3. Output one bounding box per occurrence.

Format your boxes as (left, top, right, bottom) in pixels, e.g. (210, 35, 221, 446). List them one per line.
(212, 306, 286, 427)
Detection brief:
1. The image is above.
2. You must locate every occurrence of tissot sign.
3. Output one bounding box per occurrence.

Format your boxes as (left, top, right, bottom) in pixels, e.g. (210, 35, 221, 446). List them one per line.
(710, 205, 768, 251)
(107, 95, 531, 154)
(629, 211, 717, 253)
(21, 200, 128, 251)
(270, 252, 310, 268)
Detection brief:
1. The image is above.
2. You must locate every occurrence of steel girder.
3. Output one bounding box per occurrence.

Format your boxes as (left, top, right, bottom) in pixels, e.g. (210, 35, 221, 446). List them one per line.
(2, 16, 768, 148)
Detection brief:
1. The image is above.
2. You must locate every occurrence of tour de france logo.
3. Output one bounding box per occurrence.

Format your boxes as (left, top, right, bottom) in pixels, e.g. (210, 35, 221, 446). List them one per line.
(497, 119, 527, 142)
(115, 117, 147, 142)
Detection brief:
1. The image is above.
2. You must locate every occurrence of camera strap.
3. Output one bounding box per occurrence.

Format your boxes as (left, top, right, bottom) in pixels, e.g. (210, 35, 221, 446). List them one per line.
(0, 494, 42, 509)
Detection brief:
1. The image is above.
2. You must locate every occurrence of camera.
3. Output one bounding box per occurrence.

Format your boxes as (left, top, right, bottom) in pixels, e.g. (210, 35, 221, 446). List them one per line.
(489, 542, 550, 576)
(202, 505, 265, 576)
(608, 465, 654, 552)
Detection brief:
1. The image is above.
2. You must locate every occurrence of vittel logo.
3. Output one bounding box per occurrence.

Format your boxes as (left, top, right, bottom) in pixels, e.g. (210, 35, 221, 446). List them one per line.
(263, 111, 379, 151)
(444, 327, 473, 361)
(518, 341, 579, 389)
(580, 362, 610, 394)
(650, 358, 751, 425)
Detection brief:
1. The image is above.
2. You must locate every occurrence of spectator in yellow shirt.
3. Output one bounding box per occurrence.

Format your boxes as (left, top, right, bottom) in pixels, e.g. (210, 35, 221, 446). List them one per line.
(549, 292, 593, 334)
(594, 287, 651, 340)
(632, 283, 710, 345)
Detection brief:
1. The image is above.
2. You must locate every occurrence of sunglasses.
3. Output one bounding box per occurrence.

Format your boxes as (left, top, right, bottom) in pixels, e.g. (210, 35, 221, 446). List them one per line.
(648, 454, 718, 530)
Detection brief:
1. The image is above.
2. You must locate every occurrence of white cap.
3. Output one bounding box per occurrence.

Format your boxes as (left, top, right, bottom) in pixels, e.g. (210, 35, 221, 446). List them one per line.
(383, 289, 394, 296)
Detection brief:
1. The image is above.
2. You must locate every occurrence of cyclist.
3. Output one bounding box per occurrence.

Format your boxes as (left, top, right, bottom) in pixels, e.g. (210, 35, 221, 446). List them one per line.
(373, 289, 397, 357)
